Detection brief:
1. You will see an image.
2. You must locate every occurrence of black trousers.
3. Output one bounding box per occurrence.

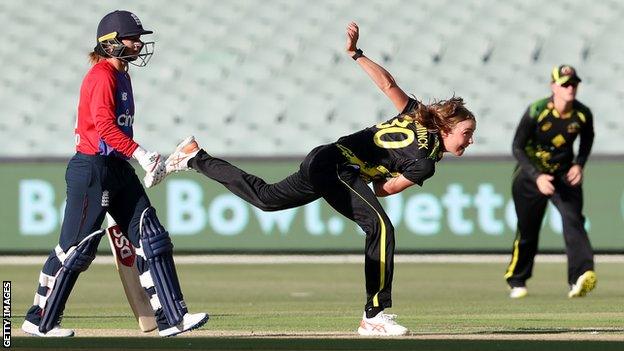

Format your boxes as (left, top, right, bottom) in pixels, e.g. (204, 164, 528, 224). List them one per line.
(189, 144, 395, 310)
(505, 169, 594, 287)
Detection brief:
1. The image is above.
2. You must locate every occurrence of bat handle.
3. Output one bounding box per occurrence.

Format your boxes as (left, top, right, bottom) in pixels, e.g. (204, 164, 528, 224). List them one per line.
(106, 213, 117, 227)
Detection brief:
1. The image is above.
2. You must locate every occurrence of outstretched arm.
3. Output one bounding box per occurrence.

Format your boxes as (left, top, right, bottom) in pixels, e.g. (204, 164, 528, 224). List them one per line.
(346, 22, 410, 112)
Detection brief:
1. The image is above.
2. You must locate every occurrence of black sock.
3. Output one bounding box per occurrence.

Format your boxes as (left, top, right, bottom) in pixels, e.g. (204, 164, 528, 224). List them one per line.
(365, 306, 384, 319)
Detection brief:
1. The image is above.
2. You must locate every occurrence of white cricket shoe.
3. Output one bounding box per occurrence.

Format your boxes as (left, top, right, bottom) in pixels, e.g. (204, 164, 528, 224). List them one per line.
(21, 320, 74, 337)
(357, 312, 409, 336)
(568, 270, 597, 298)
(165, 136, 200, 174)
(158, 312, 209, 337)
(509, 287, 528, 299)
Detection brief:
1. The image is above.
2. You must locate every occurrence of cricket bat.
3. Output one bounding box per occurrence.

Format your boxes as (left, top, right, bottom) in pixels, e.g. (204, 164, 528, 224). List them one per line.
(106, 214, 158, 332)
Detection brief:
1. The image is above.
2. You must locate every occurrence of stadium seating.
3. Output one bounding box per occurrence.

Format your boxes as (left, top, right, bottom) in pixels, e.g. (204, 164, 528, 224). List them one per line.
(1, 0, 622, 157)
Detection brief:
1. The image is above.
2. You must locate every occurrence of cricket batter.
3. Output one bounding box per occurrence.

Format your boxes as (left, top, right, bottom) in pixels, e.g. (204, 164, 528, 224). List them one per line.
(505, 65, 596, 299)
(21, 10, 207, 337)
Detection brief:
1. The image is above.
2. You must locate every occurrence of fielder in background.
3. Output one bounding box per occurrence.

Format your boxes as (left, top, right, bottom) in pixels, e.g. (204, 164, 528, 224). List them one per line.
(505, 65, 596, 299)
(21, 10, 207, 337)
(162, 22, 476, 336)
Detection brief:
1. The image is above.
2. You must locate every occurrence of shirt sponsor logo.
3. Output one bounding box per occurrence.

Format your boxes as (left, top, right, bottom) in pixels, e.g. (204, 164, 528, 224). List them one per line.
(117, 112, 134, 127)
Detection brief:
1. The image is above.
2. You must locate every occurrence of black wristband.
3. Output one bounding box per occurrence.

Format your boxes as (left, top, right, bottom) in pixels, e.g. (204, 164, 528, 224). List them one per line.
(351, 48, 364, 61)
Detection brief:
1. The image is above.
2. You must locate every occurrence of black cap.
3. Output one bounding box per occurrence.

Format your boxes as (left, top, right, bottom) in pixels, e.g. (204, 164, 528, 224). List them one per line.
(551, 65, 582, 85)
(97, 10, 153, 42)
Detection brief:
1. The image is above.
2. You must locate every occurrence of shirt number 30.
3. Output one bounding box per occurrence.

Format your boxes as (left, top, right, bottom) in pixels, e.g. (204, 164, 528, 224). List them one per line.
(373, 118, 414, 149)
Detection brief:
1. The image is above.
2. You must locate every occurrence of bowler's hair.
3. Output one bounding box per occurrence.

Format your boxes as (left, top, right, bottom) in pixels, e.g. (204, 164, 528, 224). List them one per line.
(404, 96, 475, 133)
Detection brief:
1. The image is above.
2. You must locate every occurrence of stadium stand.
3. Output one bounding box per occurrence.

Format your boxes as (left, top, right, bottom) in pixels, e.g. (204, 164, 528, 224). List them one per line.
(0, 0, 622, 157)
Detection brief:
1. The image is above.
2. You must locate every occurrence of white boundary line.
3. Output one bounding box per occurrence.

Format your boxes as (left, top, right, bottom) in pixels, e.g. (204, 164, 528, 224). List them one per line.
(1, 254, 623, 265)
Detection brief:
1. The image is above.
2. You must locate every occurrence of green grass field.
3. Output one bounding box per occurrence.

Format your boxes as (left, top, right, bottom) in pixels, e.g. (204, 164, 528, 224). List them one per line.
(3, 259, 624, 350)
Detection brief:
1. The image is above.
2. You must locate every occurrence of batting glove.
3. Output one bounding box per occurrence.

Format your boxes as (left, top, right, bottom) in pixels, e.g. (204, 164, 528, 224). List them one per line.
(133, 146, 167, 188)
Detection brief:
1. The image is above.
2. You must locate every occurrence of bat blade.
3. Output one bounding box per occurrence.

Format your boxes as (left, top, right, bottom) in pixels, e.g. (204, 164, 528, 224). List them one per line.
(106, 221, 157, 332)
